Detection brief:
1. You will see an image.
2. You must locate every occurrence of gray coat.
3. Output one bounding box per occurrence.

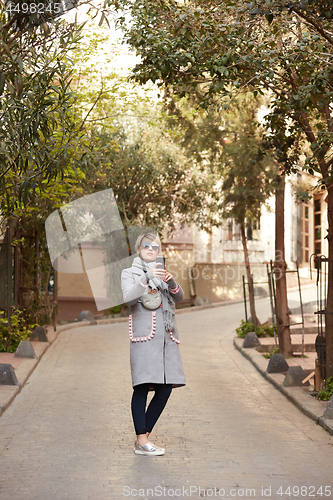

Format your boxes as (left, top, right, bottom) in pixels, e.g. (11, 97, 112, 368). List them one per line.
(121, 263, 186, 389)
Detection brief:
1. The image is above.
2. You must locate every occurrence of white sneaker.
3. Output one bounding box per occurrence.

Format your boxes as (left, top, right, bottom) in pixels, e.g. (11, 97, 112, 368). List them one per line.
(134, 441, 165, 456)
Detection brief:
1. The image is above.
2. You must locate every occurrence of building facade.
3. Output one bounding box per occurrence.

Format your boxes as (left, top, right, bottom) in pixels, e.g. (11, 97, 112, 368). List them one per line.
(55, 173, 326, 319)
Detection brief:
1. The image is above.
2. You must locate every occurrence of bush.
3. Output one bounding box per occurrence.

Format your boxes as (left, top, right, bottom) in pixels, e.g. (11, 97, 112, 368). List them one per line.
(262, 348, 280, 359)
(107, 305, 122, 315)
(236, 320, 274, 338)
(0, 309, 36, 353)
(256, 324, 275, 338)
(236, 320, 255, 338)
(317, 377, 333, 401)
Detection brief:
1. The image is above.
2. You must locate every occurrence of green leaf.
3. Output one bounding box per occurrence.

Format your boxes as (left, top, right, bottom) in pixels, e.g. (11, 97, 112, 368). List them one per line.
(251, 8, 262, 15)
(0, 73, 6, 96)
(265, 13, 274, 24)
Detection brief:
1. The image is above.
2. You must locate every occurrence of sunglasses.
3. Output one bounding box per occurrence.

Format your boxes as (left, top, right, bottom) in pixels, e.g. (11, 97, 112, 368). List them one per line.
(142, 242, 160, 251)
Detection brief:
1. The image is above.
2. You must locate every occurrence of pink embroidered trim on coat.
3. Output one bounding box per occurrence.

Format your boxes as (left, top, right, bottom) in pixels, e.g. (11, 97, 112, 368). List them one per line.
(169, 330, 180, 344)
(128, 313, 180, 344)
(129, 312, 156, 342)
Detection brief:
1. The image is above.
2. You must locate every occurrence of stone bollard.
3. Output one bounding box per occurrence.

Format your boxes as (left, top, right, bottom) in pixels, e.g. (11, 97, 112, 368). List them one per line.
(30, 326, 48, 342)
(14, 340, 37, 359)
(266, 353, 289, 374)
(194, 296, 212, 307)
(322, 394, 333, 420)
(0, 364, 19, 385)
(78, 310, 95, 322)
(283, 366, 308, 387)
(254, 286, 269, 298)
(242, 332, 260, 348)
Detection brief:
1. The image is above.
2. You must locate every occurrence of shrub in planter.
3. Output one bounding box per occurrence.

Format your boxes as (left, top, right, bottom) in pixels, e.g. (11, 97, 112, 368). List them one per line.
(107, 305, 122, 315)
(262, 347, 280, 359)
(236, 320, 255, 338)
(0, 309, 36, 353)
(236, 320, 274, 338)
(317, 377, 333, 401)
(256, 324, 275, 338)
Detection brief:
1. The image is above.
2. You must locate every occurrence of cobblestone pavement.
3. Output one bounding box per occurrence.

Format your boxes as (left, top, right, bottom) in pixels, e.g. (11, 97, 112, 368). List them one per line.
(0, 298, 332, 500)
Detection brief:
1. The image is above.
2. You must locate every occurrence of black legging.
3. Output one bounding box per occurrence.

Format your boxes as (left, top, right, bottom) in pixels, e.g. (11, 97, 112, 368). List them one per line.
(131, 383, 173, 435)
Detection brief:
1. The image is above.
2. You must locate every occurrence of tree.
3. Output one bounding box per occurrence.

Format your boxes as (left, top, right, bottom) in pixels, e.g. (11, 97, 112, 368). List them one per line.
(85, 125, 218, 234)
(162, 89, 278, 328)
(0, 1, 95, 320)
(0, 2, 92, 205)
(0, 21, 220, 325)
(262, 110, 304, 357)
(111, 0, 333, 369)
(0, 1, 123, 322)
(216, 96, 276, 330)
(67, 23, 220, 233)
(0, 0, 120, 205)
(0, 170, 87, 326)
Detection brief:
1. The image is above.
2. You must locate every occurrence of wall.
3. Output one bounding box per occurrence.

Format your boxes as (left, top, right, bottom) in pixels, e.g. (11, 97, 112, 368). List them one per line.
(191, 262, 269, 302)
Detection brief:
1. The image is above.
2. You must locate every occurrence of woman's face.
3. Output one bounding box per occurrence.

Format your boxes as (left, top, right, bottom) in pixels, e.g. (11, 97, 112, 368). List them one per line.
(139, 238, 160, 263)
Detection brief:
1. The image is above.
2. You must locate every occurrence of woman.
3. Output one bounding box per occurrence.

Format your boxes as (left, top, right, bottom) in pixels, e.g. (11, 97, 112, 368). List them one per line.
(121, 232, 185, 456)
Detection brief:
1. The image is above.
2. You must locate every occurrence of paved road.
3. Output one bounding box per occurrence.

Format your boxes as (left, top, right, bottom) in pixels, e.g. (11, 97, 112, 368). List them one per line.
(0, 292, 332, 500)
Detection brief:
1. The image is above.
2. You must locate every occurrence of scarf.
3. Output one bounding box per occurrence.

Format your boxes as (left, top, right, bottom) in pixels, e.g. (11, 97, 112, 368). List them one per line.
(132, 256, 176, 333)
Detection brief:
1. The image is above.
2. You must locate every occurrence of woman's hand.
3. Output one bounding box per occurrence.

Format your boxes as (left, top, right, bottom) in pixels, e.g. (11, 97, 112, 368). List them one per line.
(163, 270, 173, 283)
(152, 262, 166, 280)
(163, 268, 177, 289)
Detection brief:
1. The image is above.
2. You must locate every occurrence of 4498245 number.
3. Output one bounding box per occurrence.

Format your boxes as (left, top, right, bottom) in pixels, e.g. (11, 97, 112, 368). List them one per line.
(277, 485, 331, 497)
(5, 2, 62, 14)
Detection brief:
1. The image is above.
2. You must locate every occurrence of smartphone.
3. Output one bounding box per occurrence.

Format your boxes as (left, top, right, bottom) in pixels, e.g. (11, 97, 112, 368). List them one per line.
(156, 256, 166, 269)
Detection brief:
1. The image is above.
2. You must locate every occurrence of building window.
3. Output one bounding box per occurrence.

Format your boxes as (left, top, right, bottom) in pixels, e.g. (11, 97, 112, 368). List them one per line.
(246, 224, 253, 241)
(233, 223, 241, 241)
(297, 203, 302, 262)
(227, 221, 233, 241)
(303, 203, 310, 262)
(314, 196, 322, 255)
(246, 219, 260, 241)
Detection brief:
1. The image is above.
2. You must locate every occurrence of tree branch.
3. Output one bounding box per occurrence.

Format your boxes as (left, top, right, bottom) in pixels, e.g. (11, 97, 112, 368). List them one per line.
(325, 103, 333, 134)
(79, 87, 105, 131)
(292, 7, 333, 47)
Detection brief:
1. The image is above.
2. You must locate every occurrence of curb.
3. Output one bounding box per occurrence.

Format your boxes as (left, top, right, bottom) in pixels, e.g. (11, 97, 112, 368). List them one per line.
(233, 336, 333, 436)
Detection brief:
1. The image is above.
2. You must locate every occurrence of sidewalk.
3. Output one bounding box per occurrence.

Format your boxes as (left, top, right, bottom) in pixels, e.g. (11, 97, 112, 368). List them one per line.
(234, 337, 333, 436)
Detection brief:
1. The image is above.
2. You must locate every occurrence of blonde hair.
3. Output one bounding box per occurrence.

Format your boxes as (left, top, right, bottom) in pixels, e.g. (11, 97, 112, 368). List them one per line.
(135, 232, 162, 254)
